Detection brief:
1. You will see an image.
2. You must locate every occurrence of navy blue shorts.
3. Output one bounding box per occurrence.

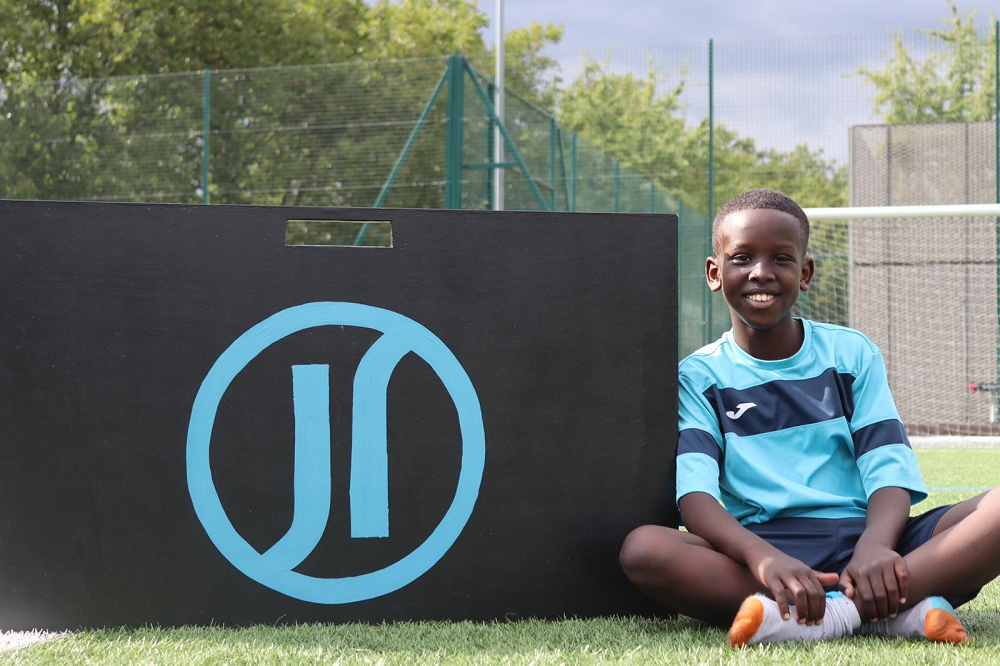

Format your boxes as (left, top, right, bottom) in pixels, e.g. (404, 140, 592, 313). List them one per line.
(746, 505, 979, 607)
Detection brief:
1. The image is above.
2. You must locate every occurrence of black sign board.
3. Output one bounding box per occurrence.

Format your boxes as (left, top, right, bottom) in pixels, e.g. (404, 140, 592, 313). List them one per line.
(0, 200, 677, 629)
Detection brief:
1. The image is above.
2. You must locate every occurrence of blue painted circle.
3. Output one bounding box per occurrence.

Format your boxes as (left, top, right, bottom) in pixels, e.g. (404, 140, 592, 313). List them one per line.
(186, 302, 486, 604)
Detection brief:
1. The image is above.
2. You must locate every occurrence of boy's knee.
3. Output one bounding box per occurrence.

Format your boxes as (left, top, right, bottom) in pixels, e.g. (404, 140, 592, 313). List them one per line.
(620, 525, 675, 580)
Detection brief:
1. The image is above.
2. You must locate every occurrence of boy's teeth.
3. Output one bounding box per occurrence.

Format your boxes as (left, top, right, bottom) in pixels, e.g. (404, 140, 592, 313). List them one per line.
(749, 294, 773, 302)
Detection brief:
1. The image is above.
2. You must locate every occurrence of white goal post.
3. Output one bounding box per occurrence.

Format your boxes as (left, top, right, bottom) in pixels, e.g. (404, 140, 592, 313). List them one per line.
(804, 203, 1000, 220)
(794, 202, 1000, 437)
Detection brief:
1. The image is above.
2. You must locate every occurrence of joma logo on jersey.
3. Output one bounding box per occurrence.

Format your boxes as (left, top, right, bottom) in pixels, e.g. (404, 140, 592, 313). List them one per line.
(725, 402, 757, 420)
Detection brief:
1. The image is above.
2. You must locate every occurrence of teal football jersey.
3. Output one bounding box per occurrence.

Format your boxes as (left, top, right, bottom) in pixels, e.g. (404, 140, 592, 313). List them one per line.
(676, 319, 927, 525)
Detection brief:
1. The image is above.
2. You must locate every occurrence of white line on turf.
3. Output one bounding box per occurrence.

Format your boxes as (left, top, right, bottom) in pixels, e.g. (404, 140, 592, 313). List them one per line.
(0, 631, 67, 652)
(910, 437, 1000, 449)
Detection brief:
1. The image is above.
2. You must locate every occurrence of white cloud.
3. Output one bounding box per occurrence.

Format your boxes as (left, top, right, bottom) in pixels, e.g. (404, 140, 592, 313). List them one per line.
(473, 1, 995, 161)
(479, 0, 993, 50)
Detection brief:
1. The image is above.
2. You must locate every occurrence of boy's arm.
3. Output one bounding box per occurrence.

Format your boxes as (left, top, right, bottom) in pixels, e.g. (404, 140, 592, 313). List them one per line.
(839, 486, 911, 622)
(677, 362, 834, 624)
(680, 491, 839, 625)
(843, 340, 926, 622)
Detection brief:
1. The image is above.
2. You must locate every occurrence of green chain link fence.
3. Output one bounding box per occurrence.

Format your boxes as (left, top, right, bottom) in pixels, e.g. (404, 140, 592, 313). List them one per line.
(2, 24, 999, 361)
(0, 52, 709, 355)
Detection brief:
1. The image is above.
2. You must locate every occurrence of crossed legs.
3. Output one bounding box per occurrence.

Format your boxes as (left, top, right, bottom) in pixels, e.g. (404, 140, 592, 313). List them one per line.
(903, 487, 1000, 606)
(620, 487, 1000, 627)
(619, 525, 765, 626)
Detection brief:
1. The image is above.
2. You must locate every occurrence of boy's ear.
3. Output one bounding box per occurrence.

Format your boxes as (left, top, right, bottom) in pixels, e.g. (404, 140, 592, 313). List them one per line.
(706, 255, 722, 292)
(800, 256, 815, 291)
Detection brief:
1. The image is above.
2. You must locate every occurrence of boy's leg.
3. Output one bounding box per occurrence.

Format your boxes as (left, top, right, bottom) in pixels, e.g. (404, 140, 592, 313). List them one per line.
(901, 487, 1000, 605)
(853, 488, 1000, 643)
(621, 525, 863, 645)
(859, 596, 967, 643)
(619, 524, 764, 626)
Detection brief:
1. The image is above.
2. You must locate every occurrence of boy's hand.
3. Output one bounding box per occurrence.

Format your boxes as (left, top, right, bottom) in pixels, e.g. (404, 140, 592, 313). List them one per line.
(746, 546, 840, 625)
(839, 542, 908, 622)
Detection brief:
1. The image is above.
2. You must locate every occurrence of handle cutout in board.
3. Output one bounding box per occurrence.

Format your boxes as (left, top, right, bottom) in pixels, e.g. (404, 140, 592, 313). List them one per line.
(285, 220, 392, 247)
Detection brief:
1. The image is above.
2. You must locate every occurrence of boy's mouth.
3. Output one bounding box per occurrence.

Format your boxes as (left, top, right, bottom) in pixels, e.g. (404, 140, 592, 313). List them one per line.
(745, 292, 776, 306)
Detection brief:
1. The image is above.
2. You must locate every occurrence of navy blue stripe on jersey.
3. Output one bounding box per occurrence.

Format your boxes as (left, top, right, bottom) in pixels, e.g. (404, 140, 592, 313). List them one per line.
(703, 368, 856, 438)
(853, 419, 910, 458)
(678, 428, 722, 463)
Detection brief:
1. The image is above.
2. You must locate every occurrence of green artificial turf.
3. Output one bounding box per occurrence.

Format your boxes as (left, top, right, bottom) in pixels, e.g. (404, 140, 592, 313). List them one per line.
(5, 449, 1000, 665)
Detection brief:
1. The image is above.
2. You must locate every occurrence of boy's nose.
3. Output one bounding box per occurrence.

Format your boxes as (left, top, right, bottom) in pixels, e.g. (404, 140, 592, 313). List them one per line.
(749, 261, 773, 281)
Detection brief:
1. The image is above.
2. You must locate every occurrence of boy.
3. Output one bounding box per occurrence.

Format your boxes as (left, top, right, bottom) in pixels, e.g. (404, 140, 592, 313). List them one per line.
(620, 188, 1000, 646)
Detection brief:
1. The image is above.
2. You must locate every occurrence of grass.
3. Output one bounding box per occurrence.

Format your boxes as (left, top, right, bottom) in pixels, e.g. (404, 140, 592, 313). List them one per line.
(5, 449, 1000, 665)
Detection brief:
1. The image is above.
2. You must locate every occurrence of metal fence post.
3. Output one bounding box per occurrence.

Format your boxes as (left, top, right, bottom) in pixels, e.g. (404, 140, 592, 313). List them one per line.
(679, 200, 686, 350)
(706, 38, 715, 343)
(557, 127, 570, 210)
(444, 53, 465, 209)
(202, 69, 210, 205)
(365, 64, 450, 242)
(702, 207, 712, 345)
(995, 19, 999, 391)
(550, 118, 557, 210)
(708, 39, 715, 220)
(613, 160, 621, 212)
(486, 82, 496, 210)
(463, 59, 549, 210)
(571, 133, 578, 212)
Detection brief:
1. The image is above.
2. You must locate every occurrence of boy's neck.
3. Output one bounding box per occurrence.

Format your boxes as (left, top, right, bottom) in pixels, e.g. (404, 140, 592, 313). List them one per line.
(732, 316, 805, 361)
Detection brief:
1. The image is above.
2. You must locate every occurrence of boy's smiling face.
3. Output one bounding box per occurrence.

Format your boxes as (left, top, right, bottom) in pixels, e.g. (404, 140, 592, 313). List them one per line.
(707, 208, 814, 356)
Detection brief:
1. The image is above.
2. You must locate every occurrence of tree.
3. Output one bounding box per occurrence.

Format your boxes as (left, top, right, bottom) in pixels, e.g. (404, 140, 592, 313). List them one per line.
(358, 0, 487, 62)
(0, 0, 372, 203)
(560, 57, 689, 192)
(556, 57, 850, 325)
(858, 1, 997, 124)
(558, 58, 848, 213)
(495, 22, 565, 113)
(0, 0, 367, 82)
(358, 0, 563, 110)
(0, 0, 565, 208)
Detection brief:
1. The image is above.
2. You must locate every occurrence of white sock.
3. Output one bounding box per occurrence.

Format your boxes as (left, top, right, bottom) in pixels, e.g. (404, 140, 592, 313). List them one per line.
(728, 591, 862, 647)
(859, 596, 967, 642)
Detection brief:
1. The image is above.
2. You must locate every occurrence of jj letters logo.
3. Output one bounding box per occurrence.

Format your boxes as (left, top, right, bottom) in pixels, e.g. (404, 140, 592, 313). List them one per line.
(186, 302, 486, 604)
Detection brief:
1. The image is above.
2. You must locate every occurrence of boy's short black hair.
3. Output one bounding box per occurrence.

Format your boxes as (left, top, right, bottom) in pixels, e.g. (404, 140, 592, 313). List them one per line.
(712, 188, 810, 255)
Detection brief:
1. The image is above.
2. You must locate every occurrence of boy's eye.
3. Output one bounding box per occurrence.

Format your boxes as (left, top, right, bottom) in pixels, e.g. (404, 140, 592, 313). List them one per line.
(731, 254, 750, 263)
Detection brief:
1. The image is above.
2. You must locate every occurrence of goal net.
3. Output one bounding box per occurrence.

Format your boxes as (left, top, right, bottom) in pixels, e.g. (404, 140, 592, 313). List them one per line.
(801, 204, 1000, 438)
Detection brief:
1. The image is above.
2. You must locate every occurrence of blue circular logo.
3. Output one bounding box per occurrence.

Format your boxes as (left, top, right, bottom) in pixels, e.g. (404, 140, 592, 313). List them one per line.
(186, 302, 486, 604)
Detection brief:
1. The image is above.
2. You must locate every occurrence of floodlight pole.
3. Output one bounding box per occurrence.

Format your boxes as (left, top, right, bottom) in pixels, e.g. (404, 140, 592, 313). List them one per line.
(494, 0, 505, 211)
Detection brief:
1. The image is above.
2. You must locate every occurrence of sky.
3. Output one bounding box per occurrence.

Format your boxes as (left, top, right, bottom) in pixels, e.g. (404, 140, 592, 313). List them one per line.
(474, 1, 996, 164)
(478, 0, 993, 51)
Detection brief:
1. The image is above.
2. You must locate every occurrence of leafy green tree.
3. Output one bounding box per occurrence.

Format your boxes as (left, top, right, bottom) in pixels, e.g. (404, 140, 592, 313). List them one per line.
(557, 57, 849, 325)
(858, 1, 997, 123)
(560, 58, 689, 191)
(494, 22, 565, 113)
(0, 0, 367, 81)
(0, 0, 372, 203)
(348, 2, 562, 210)
(0, 0, 565, 207)
(558, 59, 847, 212)
(358, 0, 487, 61)
(357, 0, 562, 104)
